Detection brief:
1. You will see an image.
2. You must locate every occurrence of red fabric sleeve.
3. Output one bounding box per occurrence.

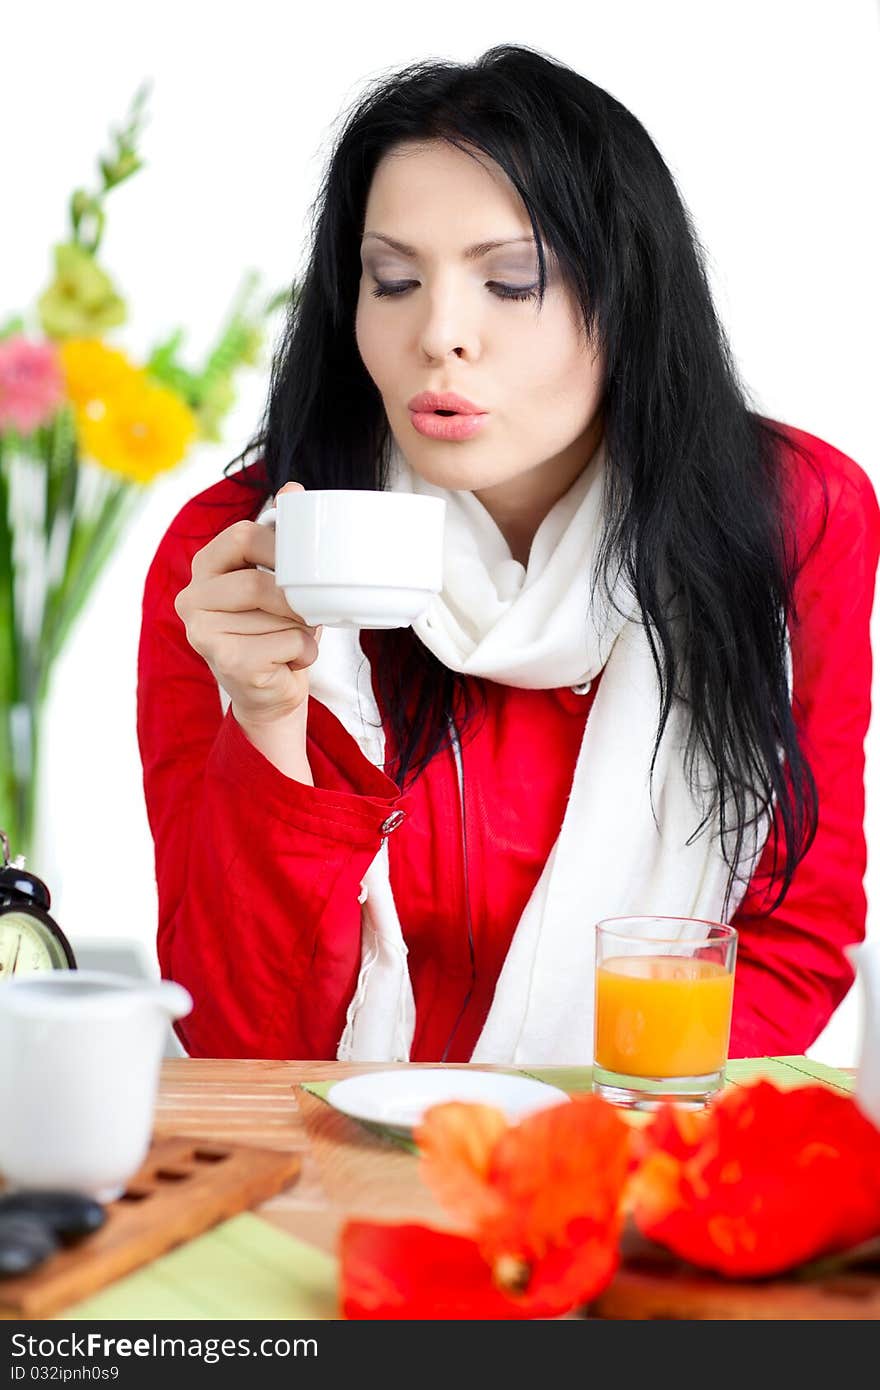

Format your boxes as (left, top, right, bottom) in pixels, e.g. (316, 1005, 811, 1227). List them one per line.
(136, 509, 409, 1060)
(729, 437, 880, 1057)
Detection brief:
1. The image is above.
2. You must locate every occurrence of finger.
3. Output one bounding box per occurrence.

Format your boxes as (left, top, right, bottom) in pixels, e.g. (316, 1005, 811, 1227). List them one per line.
(243, 627, 321, 680)
(191, 517, 277, 582)
(190, 569, 317, 626)
(200, 608, 312, 638)
(191, 481, 306, 580)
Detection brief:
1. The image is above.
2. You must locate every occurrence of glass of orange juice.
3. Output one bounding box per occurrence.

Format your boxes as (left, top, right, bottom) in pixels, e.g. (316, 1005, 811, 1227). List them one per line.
(592, 916, 737, 1110)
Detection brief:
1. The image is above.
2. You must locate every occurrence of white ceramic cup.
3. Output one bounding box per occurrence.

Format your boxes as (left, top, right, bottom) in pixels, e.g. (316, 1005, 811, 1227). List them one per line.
(256, 488, 446, 629)
(0, 971, 192, 1201)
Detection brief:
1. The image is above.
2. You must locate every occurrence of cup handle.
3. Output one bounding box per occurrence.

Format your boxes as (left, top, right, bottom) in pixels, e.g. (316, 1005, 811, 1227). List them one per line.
(255, 505, 276, 575)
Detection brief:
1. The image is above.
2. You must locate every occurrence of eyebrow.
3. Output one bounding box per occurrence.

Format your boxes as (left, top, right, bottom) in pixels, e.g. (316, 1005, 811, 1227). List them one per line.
(361, 232, 536, 260)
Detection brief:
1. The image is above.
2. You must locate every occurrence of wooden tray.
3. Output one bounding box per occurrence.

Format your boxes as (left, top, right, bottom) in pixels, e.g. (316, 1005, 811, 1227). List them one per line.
(0, 1135, 302, 1319)
(587, 1223, 880, 1320)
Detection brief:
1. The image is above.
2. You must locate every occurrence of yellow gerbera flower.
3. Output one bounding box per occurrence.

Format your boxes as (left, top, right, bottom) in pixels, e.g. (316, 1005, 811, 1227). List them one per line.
(58, 338, 144, 408)
(75, 375, 198, 483)
(58, 338, 197, 482)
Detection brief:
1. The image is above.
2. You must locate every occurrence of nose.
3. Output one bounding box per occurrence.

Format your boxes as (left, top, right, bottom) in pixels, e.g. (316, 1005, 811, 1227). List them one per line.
(417, 283, 479, 363)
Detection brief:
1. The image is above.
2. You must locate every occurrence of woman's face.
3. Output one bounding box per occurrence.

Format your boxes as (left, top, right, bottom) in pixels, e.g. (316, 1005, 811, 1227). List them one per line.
(355, 139, 604, 535)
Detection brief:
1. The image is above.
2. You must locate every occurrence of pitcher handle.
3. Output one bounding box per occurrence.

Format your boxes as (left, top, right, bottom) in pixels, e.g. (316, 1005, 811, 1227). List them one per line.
(156, 979, 193, 1021)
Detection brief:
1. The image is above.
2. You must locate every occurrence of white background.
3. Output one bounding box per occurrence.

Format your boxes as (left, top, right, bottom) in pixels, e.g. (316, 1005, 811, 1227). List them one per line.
(3, 0, 879, 1064)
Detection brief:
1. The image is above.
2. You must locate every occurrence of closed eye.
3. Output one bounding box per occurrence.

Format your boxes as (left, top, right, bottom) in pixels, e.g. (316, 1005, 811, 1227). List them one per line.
(370, 280, 538, 303)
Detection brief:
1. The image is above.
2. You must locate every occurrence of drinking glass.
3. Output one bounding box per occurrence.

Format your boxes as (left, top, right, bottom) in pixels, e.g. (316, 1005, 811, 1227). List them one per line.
(592, 916, 737, 1110)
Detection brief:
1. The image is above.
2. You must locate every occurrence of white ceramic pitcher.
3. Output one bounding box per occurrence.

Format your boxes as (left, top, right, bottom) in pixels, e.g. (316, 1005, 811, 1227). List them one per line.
(847, 940, 880, 1129)
(0, 971, 192, 1200)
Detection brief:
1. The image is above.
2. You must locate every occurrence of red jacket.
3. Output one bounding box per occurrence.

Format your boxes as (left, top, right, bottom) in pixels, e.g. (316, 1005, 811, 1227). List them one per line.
(136, 422, 880, 1061)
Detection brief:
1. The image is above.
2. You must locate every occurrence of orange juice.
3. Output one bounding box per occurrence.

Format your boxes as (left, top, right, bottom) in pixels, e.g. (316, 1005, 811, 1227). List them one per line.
(595, 955, 734, 1078)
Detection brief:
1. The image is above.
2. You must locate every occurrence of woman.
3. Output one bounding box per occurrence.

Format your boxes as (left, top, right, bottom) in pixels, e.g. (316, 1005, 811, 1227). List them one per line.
(137, 45, 880, 1062)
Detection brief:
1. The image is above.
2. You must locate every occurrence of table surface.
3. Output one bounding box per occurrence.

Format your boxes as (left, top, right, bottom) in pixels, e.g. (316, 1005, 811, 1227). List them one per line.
(153, 1059, 503, 1258)
(153, 1057, 855, 1262)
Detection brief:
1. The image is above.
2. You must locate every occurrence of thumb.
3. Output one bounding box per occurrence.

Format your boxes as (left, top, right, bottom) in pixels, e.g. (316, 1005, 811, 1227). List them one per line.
(276, 480, 304, 499)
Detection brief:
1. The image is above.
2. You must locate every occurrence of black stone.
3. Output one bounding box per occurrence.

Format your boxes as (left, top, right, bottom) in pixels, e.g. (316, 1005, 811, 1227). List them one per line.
(0, 1191, 106, 1242)
(0, 1214, 58, 1276)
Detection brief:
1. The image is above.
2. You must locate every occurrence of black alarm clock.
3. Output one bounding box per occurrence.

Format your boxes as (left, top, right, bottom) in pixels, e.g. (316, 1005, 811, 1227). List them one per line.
(0, 829, 76, 977)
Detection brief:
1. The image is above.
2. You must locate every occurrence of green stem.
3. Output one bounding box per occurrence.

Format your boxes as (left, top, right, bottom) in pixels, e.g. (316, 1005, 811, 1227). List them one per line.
(39, 478, 142, 699)
(0, 436, 40, 860)
(20, 704, 40, 866)
(44, 406, 78, 545)
(0, 433, 22, 851)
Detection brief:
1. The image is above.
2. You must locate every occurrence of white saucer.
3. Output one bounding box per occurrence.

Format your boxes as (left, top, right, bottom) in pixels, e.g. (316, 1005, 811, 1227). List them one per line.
(325, 1069, 570, 1135)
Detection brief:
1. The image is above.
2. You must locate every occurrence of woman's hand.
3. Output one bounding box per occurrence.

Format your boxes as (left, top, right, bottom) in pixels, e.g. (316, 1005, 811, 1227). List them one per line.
(174, 481, 323, 728)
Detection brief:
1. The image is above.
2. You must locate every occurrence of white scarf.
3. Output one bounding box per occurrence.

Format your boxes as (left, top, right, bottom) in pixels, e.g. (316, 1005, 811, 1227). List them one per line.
(230, 436, 779, 1064)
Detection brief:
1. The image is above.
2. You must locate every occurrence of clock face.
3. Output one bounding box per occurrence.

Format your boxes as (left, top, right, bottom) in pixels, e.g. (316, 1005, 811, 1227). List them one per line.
(0, 910, 67, 977)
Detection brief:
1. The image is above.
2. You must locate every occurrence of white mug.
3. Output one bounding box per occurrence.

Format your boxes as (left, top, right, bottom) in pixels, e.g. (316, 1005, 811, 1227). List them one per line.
(0, 971, 192, 1201)
(256, 488, 446, 629)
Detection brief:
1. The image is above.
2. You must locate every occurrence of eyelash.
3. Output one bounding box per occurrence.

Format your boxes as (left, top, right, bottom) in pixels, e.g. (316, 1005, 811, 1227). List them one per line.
(370, 280, 538, 303)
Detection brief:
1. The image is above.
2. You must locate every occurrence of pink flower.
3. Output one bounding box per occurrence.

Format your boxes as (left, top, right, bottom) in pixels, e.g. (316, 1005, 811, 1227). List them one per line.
(0, 336, 66, 434)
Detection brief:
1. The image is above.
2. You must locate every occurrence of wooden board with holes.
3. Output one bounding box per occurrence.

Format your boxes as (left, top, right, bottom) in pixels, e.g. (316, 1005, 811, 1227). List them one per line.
(0, 1135, 302, 1319)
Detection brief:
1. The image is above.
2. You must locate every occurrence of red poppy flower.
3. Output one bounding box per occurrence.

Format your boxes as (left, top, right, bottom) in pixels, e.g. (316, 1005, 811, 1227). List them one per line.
(341, 1095, 632, 1319)
(628, 1081, 880, 1278)
(340, 1223, 542, 1320)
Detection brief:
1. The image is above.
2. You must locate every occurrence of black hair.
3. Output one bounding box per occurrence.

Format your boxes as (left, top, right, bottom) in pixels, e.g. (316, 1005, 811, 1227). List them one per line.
(224, 43, 828, 919)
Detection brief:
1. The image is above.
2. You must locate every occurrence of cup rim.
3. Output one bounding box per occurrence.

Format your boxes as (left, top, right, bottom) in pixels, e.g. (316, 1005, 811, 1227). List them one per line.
(595, 915, 738, 946)
(274, 488, 446, 507)
(0, 969, 192, 1018)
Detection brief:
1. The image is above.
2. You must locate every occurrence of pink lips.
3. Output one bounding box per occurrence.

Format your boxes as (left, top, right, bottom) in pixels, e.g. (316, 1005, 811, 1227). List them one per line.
(410, 412, 489, 440)
(407, 390, 486, 414)
(407, 389, 489, 441)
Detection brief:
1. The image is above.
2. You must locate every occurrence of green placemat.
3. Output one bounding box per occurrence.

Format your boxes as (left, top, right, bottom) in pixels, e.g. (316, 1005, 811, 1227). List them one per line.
(522, 1056, 855, 1095)
(303, 1055, 855, 1151)
(725, 1055, 854, 1093)
(57, 1213, 338, 1321)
